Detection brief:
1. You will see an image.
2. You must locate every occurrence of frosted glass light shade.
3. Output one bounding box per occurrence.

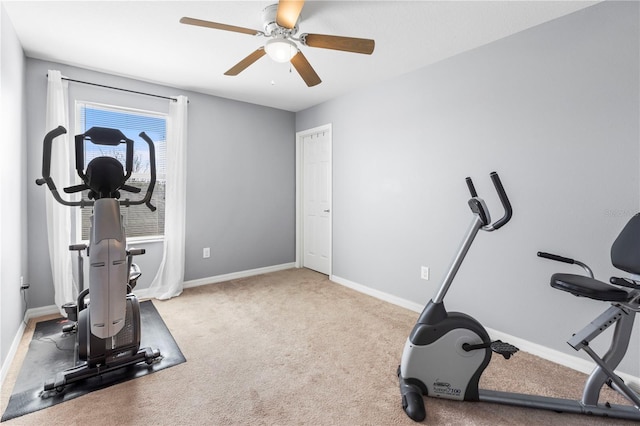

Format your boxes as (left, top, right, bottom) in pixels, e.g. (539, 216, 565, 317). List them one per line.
(265, 38, 297, 63)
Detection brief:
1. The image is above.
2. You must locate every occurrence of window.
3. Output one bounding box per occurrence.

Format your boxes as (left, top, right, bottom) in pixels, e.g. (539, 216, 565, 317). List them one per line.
(76, 102, 167, 241)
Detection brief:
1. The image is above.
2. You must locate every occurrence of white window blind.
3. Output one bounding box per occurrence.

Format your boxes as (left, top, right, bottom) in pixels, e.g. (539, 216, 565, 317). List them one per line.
(76, 102, 167, 240)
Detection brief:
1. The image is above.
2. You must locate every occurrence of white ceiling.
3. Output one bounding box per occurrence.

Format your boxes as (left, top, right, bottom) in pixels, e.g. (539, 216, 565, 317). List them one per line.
(4, 1, 599, 112)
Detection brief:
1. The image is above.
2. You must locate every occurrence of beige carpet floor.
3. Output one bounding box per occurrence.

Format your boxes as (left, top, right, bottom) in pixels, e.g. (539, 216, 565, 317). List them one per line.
(1, 268, 636, 425)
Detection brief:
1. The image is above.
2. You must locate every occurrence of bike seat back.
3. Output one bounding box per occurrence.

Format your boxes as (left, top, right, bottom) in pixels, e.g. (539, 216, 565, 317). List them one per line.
(85, 156, 126, 199)
(611, 213, 640, 275)
(551, 213, 640, 302)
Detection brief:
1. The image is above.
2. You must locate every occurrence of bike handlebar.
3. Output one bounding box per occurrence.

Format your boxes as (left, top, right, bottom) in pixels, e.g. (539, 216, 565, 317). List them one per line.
(537, 251, 575, 264)
(537, 251, 594, 278)
(489, 171, 512, 230)
(465, 177, 478, 198)
(465, 171, 513, 231)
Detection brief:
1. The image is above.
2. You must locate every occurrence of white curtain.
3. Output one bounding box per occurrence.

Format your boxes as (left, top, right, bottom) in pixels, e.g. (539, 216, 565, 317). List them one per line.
(147, 95, 189, 299)
(45, 70, 76, 312)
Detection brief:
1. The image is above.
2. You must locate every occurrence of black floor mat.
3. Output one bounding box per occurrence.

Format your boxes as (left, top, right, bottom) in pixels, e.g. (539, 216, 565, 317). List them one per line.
(2, 300, 186, 422)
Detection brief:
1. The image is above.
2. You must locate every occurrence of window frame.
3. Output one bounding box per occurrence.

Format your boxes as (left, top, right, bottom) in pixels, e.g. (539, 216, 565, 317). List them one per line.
(74, 100, 168, 244)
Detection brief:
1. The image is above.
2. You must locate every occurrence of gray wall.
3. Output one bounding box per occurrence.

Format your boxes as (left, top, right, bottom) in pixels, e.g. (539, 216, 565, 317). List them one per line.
(0, 4, 28, 371)
(184, 92, 296, 280)
(296, 1, 639, 376)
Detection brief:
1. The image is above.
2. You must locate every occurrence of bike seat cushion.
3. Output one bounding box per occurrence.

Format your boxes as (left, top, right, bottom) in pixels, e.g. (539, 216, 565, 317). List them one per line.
(551, 273, 629, 302)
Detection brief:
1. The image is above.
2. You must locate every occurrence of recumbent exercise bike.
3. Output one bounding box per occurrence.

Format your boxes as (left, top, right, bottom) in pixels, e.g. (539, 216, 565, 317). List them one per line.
(36, 125, 162, 392)
(398, 172, 640, 422)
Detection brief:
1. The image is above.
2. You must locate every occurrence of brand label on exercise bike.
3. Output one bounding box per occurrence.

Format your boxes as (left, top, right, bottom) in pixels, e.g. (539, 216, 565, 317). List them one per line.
(432, 380, 462, 397)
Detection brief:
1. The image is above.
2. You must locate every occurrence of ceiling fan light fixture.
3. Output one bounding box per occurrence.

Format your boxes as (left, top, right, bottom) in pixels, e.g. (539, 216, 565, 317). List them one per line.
(265, 37, 298, 63)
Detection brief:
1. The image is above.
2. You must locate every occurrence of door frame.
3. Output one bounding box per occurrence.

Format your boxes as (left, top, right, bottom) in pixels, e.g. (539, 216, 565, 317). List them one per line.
(295, 123, 332, 274)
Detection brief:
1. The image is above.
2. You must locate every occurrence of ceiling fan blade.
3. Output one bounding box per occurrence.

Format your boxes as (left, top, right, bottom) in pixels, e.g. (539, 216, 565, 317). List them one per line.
(302, 33, 375, 55)
(276, 0, 305, 30)
(180, 17, 261, 36)
(224, 48, 267, 76)
(290, 51, 321, 87)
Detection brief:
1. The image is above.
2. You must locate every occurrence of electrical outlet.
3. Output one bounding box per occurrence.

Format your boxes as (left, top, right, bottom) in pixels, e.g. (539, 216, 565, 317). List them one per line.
(203, 247, 211, 259)
(20, 276, 29, 290)
(421, 266, 429, 280)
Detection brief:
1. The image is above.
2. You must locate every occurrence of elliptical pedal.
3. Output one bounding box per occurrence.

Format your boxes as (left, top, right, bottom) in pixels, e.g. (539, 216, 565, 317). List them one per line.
(490, 340, 519, 359)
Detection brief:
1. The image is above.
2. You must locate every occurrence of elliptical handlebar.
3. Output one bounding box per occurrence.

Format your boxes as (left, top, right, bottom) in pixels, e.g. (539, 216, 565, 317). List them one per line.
(36, 126, 88, 207)
(36, 126, 157, 211)
(136, 132, 157, 212)
(40, 125, 67, 184)
(466, 172, 512, 231)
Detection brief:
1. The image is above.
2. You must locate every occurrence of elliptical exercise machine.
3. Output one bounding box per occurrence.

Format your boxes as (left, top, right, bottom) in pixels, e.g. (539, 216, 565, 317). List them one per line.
(398, 172, 640, 422)
(36, 125, 162, 392)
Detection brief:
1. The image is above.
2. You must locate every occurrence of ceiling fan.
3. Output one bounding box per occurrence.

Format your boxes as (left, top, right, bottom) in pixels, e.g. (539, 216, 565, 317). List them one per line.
(180, 0, 375, 87)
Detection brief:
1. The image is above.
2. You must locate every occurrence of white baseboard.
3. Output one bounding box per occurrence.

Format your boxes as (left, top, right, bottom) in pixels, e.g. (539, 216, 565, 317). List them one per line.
(25, 304, 61, 319)
(183, 262, 296, 289)
(0, 305, 60, 389)
(330, 274, 640, 391)
(0, 321, 26, 387)
(330, 274, 424, 313)
(134, 263, 297, 300)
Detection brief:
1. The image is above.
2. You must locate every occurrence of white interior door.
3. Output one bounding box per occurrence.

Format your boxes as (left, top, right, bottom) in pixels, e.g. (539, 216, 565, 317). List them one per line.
(301, 127, 331, 275)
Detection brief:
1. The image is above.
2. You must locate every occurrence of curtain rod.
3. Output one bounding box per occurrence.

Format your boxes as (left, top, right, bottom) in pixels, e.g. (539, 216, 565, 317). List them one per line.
(47, 74, 178, 102)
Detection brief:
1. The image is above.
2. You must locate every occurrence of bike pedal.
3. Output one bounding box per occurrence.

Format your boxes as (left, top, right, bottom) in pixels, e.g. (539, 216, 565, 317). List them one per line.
(490, 340, 519, 359)
(61, 324, 77, 334)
